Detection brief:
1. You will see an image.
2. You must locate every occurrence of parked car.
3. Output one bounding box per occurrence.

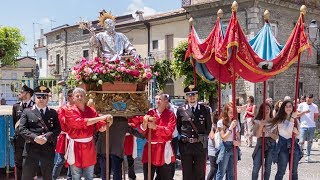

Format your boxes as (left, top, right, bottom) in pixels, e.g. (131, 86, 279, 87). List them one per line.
(170, 98, 186, 107)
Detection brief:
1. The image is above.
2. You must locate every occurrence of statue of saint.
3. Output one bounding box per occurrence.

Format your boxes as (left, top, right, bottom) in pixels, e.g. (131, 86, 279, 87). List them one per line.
(90, 10, 138, 61)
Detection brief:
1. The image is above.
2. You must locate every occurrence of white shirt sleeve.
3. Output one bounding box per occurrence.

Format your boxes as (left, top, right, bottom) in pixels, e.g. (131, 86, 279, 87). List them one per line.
(314, 104, 319, 113)
(297, 103, 303, 112)
(217, 119, 223, 128)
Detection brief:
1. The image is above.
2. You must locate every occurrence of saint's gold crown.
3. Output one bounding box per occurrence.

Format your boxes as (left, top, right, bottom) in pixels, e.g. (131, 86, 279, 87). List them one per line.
(98, 9, 116, 27)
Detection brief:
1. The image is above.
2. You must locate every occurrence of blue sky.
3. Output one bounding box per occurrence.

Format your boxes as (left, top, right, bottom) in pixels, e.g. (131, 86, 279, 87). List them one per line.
(0, 0, 181, 57)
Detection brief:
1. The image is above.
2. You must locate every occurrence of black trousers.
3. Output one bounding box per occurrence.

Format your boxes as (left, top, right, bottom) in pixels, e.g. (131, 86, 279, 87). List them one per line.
(13, 135, 25, 180)
(143, 163, 172, 180)
(127, 155, 136, 179)
(179, 141, 207, 180)
(21, 143, 55, 180)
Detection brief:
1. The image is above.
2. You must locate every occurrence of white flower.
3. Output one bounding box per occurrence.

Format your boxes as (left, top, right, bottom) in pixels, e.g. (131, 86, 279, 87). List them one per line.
(92, 75, 97, 80)
(98, 80, 103, 85)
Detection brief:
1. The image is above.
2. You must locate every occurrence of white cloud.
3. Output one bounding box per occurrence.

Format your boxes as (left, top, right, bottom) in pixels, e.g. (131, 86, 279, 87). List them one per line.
(125, 0, 158, 16)
(40, 17, 51, 25)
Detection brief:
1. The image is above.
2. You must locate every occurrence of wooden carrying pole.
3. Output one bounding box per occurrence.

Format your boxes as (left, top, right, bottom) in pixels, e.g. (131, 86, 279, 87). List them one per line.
(122, 161, 126, 180)
(148, 117, 156, 180)
(106, 121, 110, 180)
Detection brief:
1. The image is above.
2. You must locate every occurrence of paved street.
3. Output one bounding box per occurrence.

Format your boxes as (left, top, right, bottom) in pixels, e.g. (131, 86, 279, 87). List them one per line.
(130, 139, 320, 180)
(2, 105, 320, 179)
(54, 138, 320, 180)
(2, 141, 320, 180)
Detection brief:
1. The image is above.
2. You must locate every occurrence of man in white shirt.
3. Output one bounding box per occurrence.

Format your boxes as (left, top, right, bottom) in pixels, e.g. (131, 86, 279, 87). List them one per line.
(297, 94, 319, 162)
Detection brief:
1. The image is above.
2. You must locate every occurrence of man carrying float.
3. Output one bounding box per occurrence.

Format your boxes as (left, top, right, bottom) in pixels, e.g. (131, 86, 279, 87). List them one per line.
(133, 94, 176, 180)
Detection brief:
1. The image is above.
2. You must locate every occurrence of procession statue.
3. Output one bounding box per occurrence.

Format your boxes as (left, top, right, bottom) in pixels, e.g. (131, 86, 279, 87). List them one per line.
(76, 10, 151, 116)
(88, 10, 138, 61)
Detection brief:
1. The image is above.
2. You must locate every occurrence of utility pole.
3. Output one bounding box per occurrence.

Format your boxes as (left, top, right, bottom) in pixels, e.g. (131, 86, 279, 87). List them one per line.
(50, 19, 56, 30)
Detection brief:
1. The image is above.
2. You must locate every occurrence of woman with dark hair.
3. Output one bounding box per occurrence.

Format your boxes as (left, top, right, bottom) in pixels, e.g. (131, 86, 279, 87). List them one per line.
(273, 100, 283, 117)
(252, 103, 277, 180)
(273, 100, 301, 180)
(243, 96, 256, 147)
(215, 103, 241, 180)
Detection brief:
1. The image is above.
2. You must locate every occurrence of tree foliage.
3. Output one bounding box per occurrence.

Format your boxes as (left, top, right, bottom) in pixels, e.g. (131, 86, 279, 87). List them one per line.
(0, 26, 25, 66)
(172, 41, 218, 104)
(153, 59, 175, 90)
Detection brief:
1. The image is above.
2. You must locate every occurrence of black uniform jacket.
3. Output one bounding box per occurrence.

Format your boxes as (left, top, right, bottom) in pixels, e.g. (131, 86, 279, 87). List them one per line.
(19, 106, 61, 144)
(176, 103, 212, 138)
(12, 100, 35, 129)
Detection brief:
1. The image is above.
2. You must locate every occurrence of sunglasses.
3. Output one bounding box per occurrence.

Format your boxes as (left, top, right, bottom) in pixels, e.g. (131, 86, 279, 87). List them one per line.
(187, 93, 197, 97)
(36, 95, 47, 100)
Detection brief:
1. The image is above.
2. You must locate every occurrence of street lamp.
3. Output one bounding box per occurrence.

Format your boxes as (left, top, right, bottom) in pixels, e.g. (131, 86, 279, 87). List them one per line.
(57, 67, 72, 105)
(147, 54, 156, 107)
(308, 19, 320, 64)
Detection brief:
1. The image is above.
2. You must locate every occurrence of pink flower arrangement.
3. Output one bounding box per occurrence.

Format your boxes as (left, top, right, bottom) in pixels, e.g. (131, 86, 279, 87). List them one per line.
(73, 57, 154, 85)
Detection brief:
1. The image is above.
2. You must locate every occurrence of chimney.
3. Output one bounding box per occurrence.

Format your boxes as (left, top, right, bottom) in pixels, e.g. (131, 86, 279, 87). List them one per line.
(135, 10, 144, 21)
(40, 29, 44, 37)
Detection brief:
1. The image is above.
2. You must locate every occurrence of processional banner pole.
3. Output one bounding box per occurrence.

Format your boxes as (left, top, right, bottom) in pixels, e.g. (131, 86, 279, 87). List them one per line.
(261, 81, 267, 180)
(231, 61, 237, 180)
(290, 54, 301, 180)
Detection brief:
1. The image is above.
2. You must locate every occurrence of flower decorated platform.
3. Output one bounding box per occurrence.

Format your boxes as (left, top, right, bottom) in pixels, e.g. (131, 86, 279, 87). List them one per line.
(73, 56, 153, 116)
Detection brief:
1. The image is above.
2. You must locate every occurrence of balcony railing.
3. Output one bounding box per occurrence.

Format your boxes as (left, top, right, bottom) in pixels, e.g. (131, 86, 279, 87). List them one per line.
(150, 50, 174, 60)
(182, 0, 192, 7)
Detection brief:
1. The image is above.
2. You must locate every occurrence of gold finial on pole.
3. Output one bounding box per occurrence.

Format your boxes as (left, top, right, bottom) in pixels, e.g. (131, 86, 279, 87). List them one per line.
(189, 17, 194, 26)
(231, 1, 238, 12)
(217, 9, 223, 18)
(300, 5, 307, 15)
(264, 10, 270, 21)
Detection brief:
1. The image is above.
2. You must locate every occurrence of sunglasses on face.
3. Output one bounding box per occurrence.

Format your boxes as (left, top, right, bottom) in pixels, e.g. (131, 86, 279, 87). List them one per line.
(36, 95, 47, 100)
(187, 93, 197, 97)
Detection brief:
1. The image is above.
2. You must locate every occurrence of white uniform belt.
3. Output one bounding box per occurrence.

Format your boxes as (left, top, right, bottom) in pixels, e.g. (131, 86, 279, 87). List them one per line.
(149, 140, 173, 164)
(64, 135, 93, 165)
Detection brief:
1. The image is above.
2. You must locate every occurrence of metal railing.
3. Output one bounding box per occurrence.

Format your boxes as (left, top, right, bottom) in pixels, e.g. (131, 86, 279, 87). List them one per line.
(0, 78, 59, 106)
(182, 0, 192, 7)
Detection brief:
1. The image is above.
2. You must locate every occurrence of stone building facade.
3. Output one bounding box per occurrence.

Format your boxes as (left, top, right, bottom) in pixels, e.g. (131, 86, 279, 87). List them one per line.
(0, 57, 36, 104)
(182, 0, 320, 105)
(43, 9, 189, 97)
(34, 29, 47, 78)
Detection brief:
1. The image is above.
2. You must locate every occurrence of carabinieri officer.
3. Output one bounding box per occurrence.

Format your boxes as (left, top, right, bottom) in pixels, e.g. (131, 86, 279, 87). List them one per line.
(176, 85, 212, 180)
(19, 85, 61, 180)
(12, 85, 35, 180)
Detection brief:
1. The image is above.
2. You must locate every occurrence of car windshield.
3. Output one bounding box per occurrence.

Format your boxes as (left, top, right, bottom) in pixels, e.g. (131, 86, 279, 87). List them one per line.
(171, 99, 186, 106)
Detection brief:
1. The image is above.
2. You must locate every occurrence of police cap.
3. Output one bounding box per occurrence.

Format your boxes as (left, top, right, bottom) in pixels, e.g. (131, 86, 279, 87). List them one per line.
(21, 85, 34, 96)
(184, 85, 198, 96)
(34, 86, 51, 95)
